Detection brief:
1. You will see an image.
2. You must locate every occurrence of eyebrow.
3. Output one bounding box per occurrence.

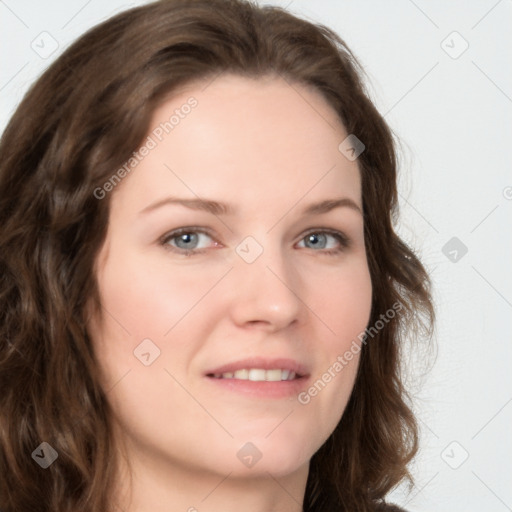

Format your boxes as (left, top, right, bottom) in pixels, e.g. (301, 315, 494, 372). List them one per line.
(138, 196, 362, 216)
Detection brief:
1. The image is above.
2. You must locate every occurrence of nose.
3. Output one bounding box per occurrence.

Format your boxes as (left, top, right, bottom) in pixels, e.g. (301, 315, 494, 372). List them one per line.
(228, 242, 302, 332)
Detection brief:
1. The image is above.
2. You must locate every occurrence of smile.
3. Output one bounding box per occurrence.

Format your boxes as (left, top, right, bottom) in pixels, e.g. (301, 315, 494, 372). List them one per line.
(208, 368, 298, 381)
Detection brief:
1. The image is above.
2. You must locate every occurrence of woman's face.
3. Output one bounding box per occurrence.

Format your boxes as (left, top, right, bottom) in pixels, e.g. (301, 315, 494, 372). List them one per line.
(88, 74, 372, 481)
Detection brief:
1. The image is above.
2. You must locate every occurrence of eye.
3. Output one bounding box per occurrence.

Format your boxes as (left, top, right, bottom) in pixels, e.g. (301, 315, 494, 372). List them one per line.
(160, 228, 217, 254)
(296, 229, 350, 255)
(159, 227, 350, 256)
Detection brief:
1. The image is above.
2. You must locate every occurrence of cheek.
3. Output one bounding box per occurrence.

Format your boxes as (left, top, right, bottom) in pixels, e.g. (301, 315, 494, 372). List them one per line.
(87, 253, 225, 448)
(297, 259, 371, 423)
(314, 259, 373, 345)
(89, 251, 232, 395)
(96, 251, 229, 341)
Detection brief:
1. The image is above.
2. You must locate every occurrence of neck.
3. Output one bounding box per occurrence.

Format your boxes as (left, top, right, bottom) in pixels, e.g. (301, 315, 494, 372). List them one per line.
(111, 442, 309, 512)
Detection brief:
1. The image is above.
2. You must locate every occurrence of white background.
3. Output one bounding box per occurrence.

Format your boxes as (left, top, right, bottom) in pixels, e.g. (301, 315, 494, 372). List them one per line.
(1, 1, 511, 511)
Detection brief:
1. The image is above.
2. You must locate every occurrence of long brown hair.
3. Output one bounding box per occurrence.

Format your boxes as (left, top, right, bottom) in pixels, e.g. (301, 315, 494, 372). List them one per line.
(0, 1, 434, 510)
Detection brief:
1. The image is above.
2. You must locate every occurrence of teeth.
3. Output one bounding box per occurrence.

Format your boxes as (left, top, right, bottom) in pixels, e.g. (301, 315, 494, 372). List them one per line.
(233, 369, 249, 380)
(265, 369, 282, 381)
(248, 369, 266, 381)
(218, 369, 297, 382)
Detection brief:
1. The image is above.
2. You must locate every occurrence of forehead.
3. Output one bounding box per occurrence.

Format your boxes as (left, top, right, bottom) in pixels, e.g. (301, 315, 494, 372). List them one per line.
(112, 74, 361, 216)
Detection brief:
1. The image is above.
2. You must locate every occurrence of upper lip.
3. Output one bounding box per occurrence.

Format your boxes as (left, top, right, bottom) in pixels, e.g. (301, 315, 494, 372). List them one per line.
(205, 357, 309, 378)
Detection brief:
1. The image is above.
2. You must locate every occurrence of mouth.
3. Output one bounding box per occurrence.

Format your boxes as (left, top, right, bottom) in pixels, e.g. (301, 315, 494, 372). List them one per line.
(204, 358, 309, 398)
(207, 368, 301, 382)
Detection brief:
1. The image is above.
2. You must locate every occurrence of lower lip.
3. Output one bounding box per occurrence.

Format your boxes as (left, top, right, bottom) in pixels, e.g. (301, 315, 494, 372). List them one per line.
(205, 376, 309, 399)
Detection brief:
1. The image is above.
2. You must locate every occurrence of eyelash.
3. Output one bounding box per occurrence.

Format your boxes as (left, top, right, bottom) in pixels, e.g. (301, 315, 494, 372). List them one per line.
(159, 227, 351, 256)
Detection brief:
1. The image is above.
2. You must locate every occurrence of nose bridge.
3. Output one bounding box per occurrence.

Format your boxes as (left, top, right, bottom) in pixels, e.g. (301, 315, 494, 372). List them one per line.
(230, 234, 302, 328)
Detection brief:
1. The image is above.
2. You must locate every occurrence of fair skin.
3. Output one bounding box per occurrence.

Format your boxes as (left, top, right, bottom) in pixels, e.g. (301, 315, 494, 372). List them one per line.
(88, 74, 372, 512)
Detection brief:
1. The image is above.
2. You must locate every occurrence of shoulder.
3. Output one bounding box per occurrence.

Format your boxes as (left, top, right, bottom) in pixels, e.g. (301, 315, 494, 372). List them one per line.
(374, 502, 409, 512)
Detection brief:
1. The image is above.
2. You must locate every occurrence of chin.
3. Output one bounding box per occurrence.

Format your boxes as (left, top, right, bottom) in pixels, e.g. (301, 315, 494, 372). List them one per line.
(222, 428, 318, 478)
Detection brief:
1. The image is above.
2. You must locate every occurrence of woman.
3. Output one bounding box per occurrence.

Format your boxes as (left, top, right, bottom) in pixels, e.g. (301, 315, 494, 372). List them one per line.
(0, 1, 434, 511)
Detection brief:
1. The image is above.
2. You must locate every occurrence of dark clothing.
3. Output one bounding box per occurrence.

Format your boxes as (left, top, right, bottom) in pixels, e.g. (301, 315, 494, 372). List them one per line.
(375, 503, 408, 512)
